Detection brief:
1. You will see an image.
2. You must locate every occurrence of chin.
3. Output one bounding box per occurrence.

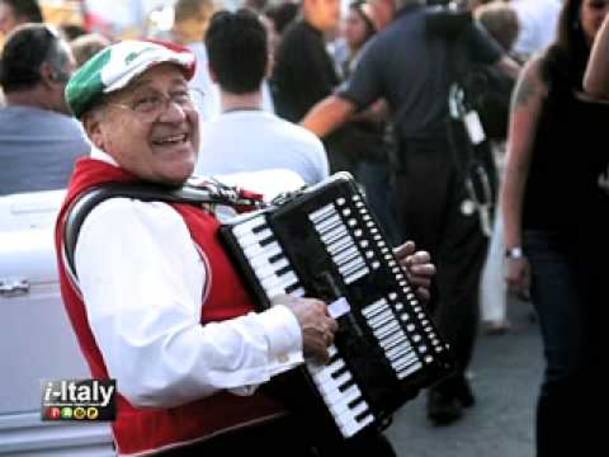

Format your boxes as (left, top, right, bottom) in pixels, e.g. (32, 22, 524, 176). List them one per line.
(169, 163, 196, 186)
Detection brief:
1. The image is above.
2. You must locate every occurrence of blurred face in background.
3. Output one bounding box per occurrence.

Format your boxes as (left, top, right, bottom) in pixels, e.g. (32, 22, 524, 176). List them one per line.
(0, 2, 17, 36)
(581, 0, 609, 44)
(305, 0, 341, 32)
(368, 0, 394, 30)
(344, 6, 373, 50)
(172, 0, 216, 44)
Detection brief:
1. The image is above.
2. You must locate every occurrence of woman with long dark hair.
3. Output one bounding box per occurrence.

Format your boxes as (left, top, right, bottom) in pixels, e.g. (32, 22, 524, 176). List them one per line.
(502, 1, 609, 455)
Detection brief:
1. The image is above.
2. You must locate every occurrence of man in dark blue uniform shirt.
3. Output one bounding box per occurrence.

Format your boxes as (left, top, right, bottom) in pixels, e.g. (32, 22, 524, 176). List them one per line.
(303, 0, 520, 425)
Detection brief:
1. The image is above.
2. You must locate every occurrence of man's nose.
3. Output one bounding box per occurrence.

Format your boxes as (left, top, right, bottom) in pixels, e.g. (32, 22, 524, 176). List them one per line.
(158, 100, 188, 122)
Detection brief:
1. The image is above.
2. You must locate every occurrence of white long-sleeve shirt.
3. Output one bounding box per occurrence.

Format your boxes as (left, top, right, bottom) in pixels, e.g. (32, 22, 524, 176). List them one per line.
(74, 149, 303, 408)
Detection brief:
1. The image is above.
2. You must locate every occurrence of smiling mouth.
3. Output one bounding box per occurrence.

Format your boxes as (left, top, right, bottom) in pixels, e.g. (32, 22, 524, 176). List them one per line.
(152, 134, 189, 146)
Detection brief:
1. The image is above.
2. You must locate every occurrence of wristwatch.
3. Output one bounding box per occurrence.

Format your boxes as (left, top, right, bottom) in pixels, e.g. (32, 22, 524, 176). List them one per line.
(505, 246, 524, 259)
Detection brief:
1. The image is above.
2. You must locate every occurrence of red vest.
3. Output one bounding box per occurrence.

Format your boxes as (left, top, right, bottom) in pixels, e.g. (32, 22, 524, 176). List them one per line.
(55, 158, 286, 456)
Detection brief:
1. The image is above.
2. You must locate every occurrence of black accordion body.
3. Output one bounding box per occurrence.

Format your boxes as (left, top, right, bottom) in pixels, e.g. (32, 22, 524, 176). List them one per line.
(220, 173, 454, 445)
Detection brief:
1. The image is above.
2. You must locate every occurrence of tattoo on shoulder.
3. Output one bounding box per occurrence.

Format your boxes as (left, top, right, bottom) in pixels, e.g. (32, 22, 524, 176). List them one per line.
(513, 75, 539, 108)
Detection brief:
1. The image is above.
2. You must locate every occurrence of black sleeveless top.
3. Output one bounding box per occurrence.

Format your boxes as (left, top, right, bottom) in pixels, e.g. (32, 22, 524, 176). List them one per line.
(522, 81, 609, 233)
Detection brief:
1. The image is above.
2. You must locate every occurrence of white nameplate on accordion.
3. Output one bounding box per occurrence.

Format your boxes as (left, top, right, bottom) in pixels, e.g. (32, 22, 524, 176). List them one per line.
(328, 297, 351, 319)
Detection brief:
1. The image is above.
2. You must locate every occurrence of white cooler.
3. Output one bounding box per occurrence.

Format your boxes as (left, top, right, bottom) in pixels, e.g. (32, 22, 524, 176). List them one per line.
(0, 190, 114, 456)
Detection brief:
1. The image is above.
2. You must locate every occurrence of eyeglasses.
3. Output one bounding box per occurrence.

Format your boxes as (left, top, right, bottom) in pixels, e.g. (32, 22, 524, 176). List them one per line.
(108, 88, 204, 122)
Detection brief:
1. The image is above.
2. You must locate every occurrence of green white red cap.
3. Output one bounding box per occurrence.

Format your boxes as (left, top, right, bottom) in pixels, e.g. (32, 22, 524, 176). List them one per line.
(65, 39, 196, 118)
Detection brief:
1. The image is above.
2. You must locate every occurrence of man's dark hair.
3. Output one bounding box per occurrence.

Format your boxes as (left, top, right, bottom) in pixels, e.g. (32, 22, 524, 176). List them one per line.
(0, 0, 43, 23)
(0, 23, 70, 92)
(206, 9, 268, 94)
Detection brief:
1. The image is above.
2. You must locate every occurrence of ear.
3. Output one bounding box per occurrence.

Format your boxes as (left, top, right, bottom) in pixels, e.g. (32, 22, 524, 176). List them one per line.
(39, 62, 57, 88)
(82, 110, 107, 150)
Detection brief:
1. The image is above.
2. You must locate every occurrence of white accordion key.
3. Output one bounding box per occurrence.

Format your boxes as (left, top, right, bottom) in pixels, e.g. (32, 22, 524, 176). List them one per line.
(232, 215, 267, 236)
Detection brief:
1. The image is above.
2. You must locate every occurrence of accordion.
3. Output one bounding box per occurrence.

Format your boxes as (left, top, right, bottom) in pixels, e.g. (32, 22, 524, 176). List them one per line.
(220, 173, 454, 445)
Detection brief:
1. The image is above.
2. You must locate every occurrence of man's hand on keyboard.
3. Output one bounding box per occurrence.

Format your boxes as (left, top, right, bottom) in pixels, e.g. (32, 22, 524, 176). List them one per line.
(394, 241, 436, 303)
(279, 296, 338, 364)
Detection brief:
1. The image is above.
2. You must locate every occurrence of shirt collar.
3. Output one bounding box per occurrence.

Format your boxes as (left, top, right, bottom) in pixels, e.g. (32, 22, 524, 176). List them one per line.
(90, 146, 120, 167)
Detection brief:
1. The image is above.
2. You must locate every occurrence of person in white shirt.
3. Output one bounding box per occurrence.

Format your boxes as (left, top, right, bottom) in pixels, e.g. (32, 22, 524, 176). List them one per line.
(55, 38, 435, 456)
(195, 9, 329, 184)
(172, 0, 275, 123)
(195, 12, 328, 184)
(509, 0, 562, 58)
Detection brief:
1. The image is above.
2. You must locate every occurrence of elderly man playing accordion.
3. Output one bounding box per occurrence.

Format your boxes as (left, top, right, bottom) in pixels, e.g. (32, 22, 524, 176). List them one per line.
(54, 39, 435, 456)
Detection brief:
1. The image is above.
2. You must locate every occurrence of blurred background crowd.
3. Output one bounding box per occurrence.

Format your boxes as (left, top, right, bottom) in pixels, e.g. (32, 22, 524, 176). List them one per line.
(1, 1, 607, 455)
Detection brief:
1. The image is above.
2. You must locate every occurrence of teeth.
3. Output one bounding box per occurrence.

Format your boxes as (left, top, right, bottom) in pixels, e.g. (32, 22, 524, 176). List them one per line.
(155, 134, 186, 145)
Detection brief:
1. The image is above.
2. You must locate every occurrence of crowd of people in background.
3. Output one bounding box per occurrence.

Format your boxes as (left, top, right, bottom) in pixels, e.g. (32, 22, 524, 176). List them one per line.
(1, 0, 607, 456)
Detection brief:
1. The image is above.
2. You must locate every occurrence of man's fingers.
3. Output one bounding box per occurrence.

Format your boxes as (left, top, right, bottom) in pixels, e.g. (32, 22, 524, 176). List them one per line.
(415, 287, 431, 303)
(393, 240, 416, 259)
(405, 250, 431, 267)
(328, 318, 339, 333)
(408, 262, 436, 276)
(314, 339, 331, 363)
(406, 264, 435, 290)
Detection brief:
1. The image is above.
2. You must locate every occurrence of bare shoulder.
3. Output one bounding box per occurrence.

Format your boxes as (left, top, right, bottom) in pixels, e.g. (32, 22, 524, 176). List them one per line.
(512, 55, 548, 109)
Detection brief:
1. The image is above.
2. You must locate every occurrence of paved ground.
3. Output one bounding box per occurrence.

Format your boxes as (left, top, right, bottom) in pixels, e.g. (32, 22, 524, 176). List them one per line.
(387, 299, 543, 457)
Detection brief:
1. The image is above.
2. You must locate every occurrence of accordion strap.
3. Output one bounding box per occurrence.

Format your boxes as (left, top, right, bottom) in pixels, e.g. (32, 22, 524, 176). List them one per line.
(63, 181, 264, 278)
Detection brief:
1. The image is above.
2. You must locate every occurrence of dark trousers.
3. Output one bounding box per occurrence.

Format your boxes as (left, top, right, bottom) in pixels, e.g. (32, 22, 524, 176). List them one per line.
(394, 136, 488, 395)
(524, 227, 607, 456)
(568, 217, 608, 456)
(158, 414, 396, 457)
(524, 230, 579, 457)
